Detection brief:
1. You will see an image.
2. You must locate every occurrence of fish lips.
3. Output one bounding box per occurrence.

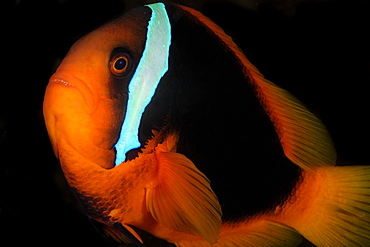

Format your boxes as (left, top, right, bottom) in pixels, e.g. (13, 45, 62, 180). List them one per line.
(48, 71, 97, 113)
(43, 72, 97, 158)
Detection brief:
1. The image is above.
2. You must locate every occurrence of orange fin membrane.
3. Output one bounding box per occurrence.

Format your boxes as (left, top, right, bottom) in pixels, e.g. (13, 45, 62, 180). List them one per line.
(111, 223, 144, 246)
(145, 136, 222, 244)
(100, 224, 131, 243)
(289, 166, 370, 246)
(89, 219, 137, 244)
(181, 5, 370, 246)
(233, 33, 370, 247)
(180, 5, 337, 171)
(220, 220, 301, 247)
(174, 220, 302, 247)
(234, 30, 370, 247)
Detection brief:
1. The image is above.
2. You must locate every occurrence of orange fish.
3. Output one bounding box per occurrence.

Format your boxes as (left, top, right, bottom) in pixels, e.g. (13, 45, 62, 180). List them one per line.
(43, 2, 370, 246)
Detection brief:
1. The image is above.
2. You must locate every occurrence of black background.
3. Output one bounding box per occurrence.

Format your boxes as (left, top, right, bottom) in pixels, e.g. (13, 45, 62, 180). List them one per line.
(3, 0, 369, 246)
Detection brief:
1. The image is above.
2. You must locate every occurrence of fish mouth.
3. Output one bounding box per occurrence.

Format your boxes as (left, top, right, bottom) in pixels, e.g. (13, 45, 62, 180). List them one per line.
(51, 77, 74, 87)
(48, 71, 97, 113)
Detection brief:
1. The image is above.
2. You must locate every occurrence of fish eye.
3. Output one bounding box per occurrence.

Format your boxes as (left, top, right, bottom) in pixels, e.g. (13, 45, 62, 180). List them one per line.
(109, 52, 131, 76)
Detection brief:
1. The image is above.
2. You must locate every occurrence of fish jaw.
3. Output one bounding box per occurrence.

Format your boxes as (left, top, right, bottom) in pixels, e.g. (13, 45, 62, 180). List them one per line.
(48, 72, 97, 113)
(43, 71, 116, 169)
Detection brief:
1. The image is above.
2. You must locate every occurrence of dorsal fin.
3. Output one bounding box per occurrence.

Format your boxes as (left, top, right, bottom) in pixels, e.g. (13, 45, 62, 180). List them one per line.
(180, 5, 337, 171)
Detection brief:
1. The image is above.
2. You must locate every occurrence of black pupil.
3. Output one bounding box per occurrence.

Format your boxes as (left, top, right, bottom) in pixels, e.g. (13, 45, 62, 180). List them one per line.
(115, 58, 126, 71)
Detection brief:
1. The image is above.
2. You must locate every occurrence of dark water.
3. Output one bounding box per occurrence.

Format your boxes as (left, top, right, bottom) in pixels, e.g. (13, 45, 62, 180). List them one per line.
(2, 0, 369, 246)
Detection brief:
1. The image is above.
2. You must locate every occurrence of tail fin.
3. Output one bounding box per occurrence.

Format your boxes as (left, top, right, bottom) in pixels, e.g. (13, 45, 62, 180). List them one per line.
(175, 220, 302, 247)
(283, 166, 370, 246)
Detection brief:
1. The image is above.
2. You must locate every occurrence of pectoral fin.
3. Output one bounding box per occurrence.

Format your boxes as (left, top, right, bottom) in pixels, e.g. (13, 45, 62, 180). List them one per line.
(88, 219, 143, 246)
(145, 139, 222, 244)
(112, 222, 144, 247)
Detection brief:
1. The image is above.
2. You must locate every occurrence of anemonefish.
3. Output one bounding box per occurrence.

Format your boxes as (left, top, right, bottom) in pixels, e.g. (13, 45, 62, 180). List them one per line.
(43, 2, 370, 246)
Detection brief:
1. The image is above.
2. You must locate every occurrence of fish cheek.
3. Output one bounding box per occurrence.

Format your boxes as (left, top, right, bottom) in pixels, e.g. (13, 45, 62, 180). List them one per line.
(91, 98, 125, 145)
(108, 74, 130, 100)
(101, 75, 131, 145)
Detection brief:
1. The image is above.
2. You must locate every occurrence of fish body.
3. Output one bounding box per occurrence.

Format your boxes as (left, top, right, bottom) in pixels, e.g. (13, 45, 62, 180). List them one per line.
(43, 2, 370, 246)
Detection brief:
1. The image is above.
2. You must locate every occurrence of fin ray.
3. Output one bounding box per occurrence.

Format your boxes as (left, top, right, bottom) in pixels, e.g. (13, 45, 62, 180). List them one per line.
(180, 5, 336, 170)
(112, 223, 144, 246)
(251, 76, 337, 170)
(100, 224, 132, 244)
(219, 220, 302, 247)
(145, 138, 222, 243)
(174, 220, 302, 247)
(291, 166, 370, 246)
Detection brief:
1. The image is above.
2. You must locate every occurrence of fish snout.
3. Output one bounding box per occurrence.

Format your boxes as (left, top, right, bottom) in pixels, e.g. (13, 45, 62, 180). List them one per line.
(48, 72, 97, 113)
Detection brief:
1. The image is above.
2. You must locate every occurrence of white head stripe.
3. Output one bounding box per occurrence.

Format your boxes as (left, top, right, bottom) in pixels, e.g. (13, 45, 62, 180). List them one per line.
(114, 3, 171, 166)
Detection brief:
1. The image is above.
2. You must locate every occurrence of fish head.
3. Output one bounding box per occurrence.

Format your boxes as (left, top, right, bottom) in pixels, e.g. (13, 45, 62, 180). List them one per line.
(43, 6, 152, 169)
